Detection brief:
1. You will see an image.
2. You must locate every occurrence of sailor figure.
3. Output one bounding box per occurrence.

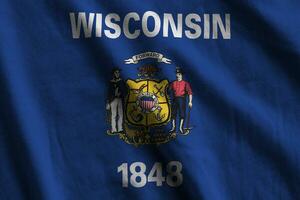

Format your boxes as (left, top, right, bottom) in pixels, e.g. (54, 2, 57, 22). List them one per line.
(169, 68, 193, 134)
(106, 68, 125, 134)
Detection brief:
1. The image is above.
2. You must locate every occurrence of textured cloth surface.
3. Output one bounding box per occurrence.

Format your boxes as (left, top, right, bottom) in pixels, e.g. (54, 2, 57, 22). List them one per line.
(0, 1, 299, 200)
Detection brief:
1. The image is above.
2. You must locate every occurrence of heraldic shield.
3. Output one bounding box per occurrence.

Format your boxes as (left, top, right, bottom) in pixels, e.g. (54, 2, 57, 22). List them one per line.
(126, 79, 170, 127)
(106, 55, 192, 146)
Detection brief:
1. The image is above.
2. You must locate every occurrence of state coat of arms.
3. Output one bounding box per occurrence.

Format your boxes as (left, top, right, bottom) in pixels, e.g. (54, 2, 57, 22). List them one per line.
(106, 52, 193, 146)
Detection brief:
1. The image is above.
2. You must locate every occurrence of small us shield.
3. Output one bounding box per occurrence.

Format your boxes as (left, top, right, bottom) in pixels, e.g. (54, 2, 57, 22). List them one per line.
(125, 79, 170, 127)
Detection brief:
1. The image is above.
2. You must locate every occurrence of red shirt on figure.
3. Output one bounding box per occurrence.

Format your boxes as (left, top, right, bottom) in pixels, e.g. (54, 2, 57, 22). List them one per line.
(170, 80, 192, 97)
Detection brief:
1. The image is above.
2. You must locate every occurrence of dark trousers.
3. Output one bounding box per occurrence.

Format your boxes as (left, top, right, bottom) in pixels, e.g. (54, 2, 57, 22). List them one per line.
(171, 97, 186, 120)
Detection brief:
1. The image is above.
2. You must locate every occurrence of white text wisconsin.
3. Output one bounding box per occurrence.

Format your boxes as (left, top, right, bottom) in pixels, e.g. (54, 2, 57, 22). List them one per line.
(70, 11, 231, 40)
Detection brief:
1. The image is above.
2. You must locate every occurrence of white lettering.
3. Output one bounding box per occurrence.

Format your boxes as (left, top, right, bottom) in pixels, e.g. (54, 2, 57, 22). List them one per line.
(142, 11, 161, 37)
(104, 13, 121, 39)
(70, 12, 94, 39)
(163, 13, 183, 38)
(213, 14, 231, 39)
(123, 12, 140, 39)
(185, 13, 201, 39)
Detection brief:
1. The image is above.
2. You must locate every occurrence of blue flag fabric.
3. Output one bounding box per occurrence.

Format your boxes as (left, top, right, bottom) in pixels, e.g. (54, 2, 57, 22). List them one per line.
(0, 0, 300, 199)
